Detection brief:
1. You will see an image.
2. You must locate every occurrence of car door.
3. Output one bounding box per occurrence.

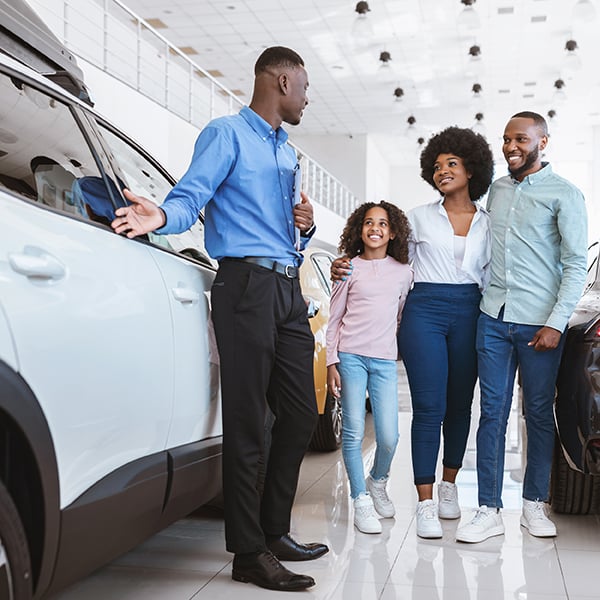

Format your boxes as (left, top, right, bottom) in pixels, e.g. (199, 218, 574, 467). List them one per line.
(93, 122, 222, 448)
(0, 68, 174, 507)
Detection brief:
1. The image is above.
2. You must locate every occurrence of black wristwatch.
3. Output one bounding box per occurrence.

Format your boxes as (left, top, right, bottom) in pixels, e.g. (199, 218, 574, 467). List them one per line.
(300, 223, 316, 238)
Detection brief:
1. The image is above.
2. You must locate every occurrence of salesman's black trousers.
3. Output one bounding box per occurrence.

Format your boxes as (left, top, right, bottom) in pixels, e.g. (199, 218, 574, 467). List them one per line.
(211, 259, 317, 554)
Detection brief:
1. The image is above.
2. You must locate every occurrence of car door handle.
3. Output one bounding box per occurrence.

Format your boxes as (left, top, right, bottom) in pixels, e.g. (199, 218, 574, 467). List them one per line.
(8, 246, 67, 281)
(171, 286, 200, 304)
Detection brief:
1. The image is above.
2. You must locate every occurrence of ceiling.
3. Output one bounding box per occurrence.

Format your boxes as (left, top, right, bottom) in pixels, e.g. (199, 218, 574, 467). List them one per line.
(119, 0, 600, 166)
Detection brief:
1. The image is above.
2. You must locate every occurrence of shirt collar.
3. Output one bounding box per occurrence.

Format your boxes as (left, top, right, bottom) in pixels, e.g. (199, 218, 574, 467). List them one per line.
(436, 196, 487, 214)
(240, 106, 289, 145)
(512, 161, 552, 185)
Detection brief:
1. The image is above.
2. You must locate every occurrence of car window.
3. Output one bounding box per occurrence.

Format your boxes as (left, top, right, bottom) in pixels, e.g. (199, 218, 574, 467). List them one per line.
(586, 241, 599, 291)
(311, 253, 334, 297)
(0, 71, 116, 224)
(96, 124, 215, 267)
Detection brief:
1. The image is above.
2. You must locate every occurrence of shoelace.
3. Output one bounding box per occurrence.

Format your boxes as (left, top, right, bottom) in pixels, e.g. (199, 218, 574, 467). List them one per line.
(264, 550, 284, 570)
(439, 484, 456, 503)
(419, 502, 437, 520)
(370, 485, 390, 504)
(356, 503, 378, 519)
(470, 506, 493, 525)
(526, 501, 548, 521)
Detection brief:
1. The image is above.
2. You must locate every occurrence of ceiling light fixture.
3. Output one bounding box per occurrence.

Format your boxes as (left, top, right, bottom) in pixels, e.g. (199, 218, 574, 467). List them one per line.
(393, 87, 404, 102)
(458, 0, 481, 29)
(562, 39, 582, 78)
(352, 1, 373, 42)
(468, 44, 482, 61)
(472, 112, 486, 134)
(407, 115, 416, 129)
(377, 50, 394, 82)
(553, 79, 567, 104)
(572, 0, 597, 22)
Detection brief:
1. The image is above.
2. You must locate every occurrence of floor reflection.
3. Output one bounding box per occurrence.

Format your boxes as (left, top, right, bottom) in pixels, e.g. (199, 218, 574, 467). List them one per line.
(52, 363, 600, 600)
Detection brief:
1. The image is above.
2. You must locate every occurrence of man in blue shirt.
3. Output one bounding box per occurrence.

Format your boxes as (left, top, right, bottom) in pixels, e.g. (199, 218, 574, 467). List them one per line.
(456, 111, 588, 543)
(112, 46, 327, 591)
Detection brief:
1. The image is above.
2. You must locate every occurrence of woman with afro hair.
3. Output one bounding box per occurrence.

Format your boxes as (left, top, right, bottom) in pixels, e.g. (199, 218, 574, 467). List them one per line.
(397, 126, 494, 538)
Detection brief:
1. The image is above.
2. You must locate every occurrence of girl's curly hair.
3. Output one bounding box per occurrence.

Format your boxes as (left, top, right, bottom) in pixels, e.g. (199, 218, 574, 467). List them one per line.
(338, 201, 410, 263)
(419, 126, 494, 202)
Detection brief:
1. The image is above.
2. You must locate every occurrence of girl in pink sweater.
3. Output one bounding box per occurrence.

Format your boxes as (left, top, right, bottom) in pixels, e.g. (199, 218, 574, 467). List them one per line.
(327, 201, 413, 534)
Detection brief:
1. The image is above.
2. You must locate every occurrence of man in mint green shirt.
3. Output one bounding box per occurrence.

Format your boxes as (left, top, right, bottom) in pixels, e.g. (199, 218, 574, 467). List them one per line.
(456, 111, 588, 544)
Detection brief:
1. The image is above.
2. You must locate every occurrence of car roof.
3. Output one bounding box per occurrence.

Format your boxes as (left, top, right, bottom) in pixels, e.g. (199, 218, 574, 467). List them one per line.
(0, 0, 92, 104)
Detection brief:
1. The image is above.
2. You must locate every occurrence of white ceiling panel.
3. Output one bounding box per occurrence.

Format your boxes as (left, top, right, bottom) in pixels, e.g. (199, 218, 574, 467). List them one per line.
(120, 0, 600, 165)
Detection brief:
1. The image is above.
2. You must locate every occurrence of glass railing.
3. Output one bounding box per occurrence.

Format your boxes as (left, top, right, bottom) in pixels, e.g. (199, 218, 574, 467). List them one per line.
(31, 0, 357, 216)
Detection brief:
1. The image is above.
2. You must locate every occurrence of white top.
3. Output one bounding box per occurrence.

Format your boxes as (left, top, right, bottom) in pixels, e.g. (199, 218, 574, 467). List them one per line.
(407, 198, 491, 290)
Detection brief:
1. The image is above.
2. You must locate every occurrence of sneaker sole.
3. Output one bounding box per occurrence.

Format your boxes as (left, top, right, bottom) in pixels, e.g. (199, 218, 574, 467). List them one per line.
(455, 524, 504, 543)
(417, 528, 443, 539)
(519, 518, 556, 537)
(438, 508, 461, 520)
(373, 507, 395, 518)
(355, 524, 382, 534)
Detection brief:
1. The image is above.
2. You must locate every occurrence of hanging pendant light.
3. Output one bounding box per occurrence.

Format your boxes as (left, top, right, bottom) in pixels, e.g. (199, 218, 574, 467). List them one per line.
(352, 1, 373, 43)
(458, 0, 481, 29)
(562, 39, 582, 79)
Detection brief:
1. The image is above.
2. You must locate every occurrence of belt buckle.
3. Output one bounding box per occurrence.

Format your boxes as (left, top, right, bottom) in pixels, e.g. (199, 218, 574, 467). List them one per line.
(284, 264, 295, 278)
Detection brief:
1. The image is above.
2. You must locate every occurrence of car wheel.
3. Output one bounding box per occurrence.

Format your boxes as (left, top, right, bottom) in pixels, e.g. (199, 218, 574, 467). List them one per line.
(550, 437, 600, 514)
(310, 393, 342, 452)
(0, 481, 32, 600)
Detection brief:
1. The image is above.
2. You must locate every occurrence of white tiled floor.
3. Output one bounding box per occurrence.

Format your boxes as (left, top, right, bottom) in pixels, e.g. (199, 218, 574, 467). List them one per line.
(52, 365, 600, 599)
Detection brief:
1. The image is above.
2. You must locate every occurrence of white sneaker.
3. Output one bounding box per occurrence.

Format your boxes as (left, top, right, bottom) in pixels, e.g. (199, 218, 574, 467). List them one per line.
(520, 499, 557, 537)
(353, 494, 382, 534)
(366, 475, 395, 518)
(456, 506, 505, 543)
(437, 481, 461, 519)
(416, 499, 443, 539)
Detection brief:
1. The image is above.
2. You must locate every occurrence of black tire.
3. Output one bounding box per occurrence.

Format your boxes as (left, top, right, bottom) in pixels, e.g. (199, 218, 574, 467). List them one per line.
(550, 438, 600, 514)
(0, 480, 32, 600)
(310, 393, 342, 452)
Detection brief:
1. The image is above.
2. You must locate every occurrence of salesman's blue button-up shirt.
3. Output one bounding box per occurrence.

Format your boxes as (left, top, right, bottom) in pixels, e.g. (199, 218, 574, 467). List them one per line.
(156, 106, 310, 265)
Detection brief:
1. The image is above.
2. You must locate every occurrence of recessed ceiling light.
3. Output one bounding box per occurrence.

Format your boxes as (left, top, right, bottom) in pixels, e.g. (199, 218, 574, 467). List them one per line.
(524, 81, 536, 87)
(497, 7, 514, 14)
(145, 18, 167, 29)
(531, 15, 547, 22)
(498, 89, 511, 94)
(332, 65, 344, 70)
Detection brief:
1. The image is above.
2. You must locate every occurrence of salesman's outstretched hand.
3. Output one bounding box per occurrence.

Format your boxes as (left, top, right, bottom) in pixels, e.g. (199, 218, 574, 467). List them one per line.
(111, 188, 166, 238)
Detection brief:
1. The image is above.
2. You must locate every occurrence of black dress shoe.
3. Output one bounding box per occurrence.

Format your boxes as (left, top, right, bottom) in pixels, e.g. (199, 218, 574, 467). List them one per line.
(267, 533, 329, 561)
(232, 551, 315, 591)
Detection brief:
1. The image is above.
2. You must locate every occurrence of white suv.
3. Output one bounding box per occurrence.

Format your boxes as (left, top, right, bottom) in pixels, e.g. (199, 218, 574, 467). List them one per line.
(0, 19, 222, 600)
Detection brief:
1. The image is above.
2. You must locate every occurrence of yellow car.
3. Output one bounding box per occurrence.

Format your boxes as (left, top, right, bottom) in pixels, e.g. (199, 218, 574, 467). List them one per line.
(300, 244, 342, 451)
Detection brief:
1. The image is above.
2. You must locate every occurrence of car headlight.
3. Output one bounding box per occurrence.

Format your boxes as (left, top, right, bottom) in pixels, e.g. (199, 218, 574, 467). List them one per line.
(584, 318, 600, 343)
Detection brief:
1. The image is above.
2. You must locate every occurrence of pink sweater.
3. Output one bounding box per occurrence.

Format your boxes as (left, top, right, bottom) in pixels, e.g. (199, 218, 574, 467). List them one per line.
(326, 255, 413, 365)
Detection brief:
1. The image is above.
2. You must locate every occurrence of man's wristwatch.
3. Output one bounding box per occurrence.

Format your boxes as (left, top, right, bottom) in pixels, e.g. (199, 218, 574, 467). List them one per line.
(300, 223, 316, 238)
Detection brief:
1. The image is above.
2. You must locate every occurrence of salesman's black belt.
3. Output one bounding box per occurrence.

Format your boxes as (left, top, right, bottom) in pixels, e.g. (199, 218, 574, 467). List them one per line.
(221, 257, 299, 279)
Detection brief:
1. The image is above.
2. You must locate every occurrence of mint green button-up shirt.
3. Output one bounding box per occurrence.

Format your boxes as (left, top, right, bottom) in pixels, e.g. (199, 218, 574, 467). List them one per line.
(480, 163, 588, 332)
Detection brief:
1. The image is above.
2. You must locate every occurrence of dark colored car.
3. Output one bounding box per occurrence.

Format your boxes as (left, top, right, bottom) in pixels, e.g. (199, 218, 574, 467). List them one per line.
(551, 241, 600, 513)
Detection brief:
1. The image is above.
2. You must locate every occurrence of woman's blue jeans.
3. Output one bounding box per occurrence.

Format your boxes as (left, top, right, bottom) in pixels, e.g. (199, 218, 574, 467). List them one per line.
(476, 311, 565, 507)
(397, 283, 481, 486)
(338, 352, 399, 499)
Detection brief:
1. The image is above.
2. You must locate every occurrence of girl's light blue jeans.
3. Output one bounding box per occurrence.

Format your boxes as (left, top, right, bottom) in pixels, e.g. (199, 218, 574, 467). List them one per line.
(337, 351, 399, 499)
